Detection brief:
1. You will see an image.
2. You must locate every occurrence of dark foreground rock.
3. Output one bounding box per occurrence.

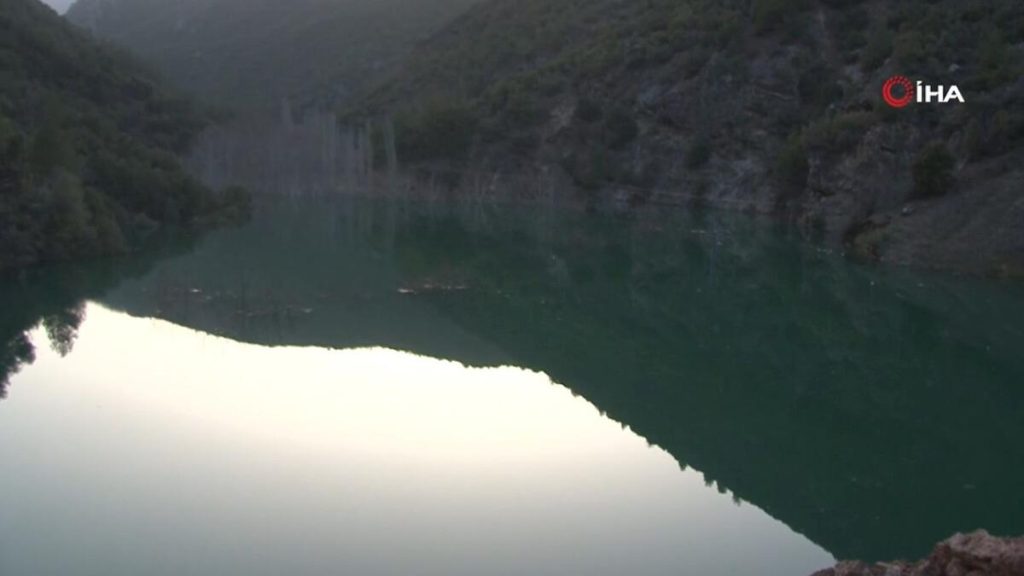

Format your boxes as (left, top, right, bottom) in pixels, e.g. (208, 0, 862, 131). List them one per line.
(812, 532, 1024, 576)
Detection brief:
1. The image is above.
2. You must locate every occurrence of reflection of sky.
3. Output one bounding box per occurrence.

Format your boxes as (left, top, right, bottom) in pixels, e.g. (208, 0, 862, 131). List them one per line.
(0, 303, 832, 576)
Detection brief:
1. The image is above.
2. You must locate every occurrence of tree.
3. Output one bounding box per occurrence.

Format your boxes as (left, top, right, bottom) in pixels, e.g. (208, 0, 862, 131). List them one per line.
(28, 119, 75, 180)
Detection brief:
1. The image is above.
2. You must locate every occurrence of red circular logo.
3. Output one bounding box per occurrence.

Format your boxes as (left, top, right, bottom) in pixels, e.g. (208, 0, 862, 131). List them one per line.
(882, 76, 914, 108)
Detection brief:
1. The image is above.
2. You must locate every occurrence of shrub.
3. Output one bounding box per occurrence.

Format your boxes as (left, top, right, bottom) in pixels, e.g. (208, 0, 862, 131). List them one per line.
(562, 145, 610, 190)
(752, 0, 811, 35)
(776, 134, 808, 189)
(911, 142, 955, 199)
(801, 111, 875, 154)
(214, 185, 253, 222)
(394, 97, 478, 162)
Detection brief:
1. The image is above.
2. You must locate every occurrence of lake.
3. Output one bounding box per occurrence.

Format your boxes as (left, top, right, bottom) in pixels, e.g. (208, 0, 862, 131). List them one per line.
(1, 196, 1022, 576)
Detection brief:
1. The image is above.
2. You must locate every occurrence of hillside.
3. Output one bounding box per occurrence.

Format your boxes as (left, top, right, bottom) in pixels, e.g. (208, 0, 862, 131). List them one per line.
(66, 0, 481, 111)
(0, 0, 246, 272)
(353, 0, 1024, 275)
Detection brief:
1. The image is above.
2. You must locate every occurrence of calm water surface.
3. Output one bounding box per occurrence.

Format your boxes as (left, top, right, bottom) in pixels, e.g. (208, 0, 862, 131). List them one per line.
(1, 197, 1022, 576)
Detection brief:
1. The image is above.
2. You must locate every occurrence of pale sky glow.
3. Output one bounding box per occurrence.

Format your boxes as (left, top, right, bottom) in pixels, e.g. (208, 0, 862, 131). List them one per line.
(41, 0, 74, 14)
(0, 303, 832, 576)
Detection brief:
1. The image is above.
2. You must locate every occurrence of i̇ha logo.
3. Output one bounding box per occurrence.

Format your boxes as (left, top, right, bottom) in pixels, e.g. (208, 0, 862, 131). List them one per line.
(882, 75, 965, 108)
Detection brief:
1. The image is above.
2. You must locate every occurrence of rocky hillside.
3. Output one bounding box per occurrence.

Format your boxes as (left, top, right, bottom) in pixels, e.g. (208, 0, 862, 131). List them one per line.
(66, 0, 482, 111)
(0, 0, 246, 272)
(353, 0, 1024, 275)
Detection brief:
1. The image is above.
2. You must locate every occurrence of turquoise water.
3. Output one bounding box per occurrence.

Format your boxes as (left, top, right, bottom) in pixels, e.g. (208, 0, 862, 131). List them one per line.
(1, 197, 1022, 575)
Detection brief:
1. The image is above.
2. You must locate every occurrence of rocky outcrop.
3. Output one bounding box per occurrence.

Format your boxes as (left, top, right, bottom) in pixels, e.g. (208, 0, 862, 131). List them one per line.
(811, 532, 1024, 576)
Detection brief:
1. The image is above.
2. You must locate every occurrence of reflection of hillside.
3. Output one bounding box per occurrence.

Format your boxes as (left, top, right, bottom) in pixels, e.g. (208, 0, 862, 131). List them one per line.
(0, 234, 200, 398)
(101, 198, 509, 366)
(89, 198, 1024, 562)
(382, 203, 1024, 562)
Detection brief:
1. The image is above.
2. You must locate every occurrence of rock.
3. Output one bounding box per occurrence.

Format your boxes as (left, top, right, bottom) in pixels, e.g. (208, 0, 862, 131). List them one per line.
(922, 531, 1024, 576)
(809, 532, 1024, 576)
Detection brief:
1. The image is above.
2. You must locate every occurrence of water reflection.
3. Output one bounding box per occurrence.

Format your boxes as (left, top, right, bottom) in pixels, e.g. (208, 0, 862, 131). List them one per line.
(381, 201, 1024, 561)
(2, 197, 1023, 569)
(0, 233, 198, 397)
(1, 304, 830, 576)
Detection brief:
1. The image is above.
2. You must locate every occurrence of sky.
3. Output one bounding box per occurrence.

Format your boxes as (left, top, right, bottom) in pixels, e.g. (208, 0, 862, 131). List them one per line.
(41, 0, 74, 14)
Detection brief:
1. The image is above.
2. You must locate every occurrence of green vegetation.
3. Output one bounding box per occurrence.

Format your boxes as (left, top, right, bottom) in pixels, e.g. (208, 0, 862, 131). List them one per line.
(394, 97, 478, 162)
(0, 0, 248, 272)
(800, 111, 875, 155)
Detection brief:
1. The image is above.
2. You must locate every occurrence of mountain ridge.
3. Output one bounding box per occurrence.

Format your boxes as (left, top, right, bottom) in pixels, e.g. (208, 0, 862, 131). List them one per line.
(66, 0, 482, 111)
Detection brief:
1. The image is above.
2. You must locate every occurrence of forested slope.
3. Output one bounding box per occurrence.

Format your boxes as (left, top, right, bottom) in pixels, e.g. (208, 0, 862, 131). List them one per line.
(0, 0, 245, 272)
